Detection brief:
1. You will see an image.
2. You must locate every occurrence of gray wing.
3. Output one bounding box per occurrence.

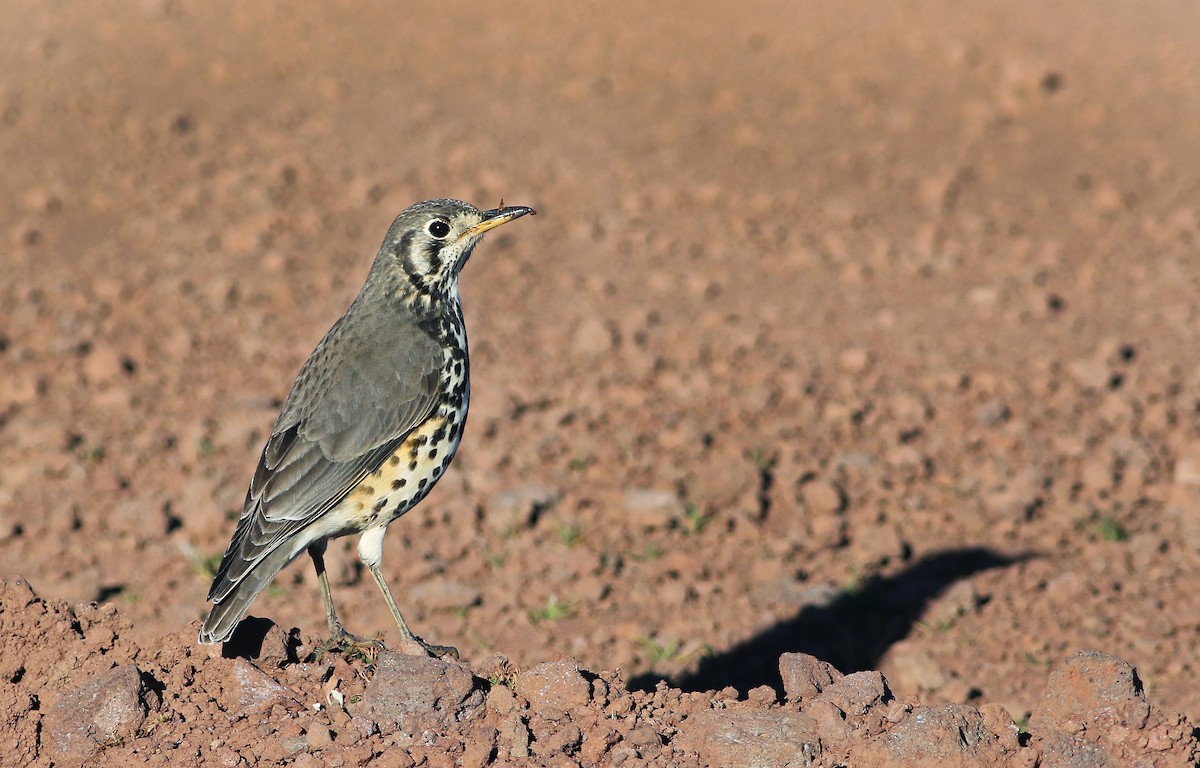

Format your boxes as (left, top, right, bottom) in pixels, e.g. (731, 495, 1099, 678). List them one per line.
(207, 302, 443, 602)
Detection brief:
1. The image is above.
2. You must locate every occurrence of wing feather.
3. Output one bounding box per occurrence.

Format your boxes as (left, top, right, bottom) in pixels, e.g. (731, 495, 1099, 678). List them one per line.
(207, 297, 445, 602)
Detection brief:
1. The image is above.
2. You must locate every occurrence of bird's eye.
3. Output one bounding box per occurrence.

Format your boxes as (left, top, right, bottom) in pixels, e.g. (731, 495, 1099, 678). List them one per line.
(427, 220, 451, 239)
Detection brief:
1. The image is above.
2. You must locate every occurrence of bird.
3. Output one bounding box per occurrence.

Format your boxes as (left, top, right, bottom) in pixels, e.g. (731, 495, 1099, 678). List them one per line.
(199, 198, 536, 658)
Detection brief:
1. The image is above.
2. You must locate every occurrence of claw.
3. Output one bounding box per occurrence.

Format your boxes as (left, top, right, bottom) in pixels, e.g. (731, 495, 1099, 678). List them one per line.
(399, 634, 458, 660)
(308, 623, 384, 664)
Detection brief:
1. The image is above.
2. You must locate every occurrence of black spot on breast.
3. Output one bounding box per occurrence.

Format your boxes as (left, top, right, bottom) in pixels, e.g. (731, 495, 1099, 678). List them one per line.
(409, 460, 418, 471)
(418, 478, 428, 490)
(392, 478, 405, 490)
(373, 497, 388, 513)
(390, 455, 401, 466)
(428, 448, 438, 460)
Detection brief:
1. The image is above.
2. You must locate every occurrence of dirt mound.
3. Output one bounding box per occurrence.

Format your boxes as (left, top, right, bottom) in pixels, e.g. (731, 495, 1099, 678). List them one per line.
(4, 578, 1194, 767)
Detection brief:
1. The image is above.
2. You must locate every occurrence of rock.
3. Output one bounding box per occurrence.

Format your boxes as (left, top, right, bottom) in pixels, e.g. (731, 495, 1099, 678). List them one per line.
(531, 722, 583, 757)
(571, 316, 613, 355)
(356, 652, 484, 735)
(497, 712, 531, 759)
(461, 724, 499, 768)
(410, 577, 482, 612)
(486, 682, 519, 716)
(800, 480, 845, 515)
(813, 670, 891, 725)
(279, 731, 309, 755)
(305, 724, 333, 749)
(974, 399, 1010, 426)
(808, 509, 848, 548)
(926, 580, 981, 627)
(1068, 358, 1110, 391)
(486, 485, 558, 534)
(885, 704, 1009, 763)
(1173, 444, 1200, 487)
(805, 698, 852, 746)
(885, 641, 948, 693)
(81, 342, 124, 385)
(1029, 650, 1150, 734)
(676, 710, 821, 768)
(228, 657, 297, 713)
(838, 347, 872, 374)
(515, 659, 592, 712)
(621, 489, 684, 528)
(43, 664, 154, 762)
(579, 723, 622, 765)
(779, 652, 843, 702)
(978, 703, 1021, 752)
(856, 523, 906, 566)
(747, 685, 777, 706)
(1038, 732, 1116, 768)
(256, 621, 296, 669)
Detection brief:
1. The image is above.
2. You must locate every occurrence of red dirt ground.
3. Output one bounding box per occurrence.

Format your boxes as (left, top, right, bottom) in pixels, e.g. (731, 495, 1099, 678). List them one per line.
(2, 1, 1199, 765)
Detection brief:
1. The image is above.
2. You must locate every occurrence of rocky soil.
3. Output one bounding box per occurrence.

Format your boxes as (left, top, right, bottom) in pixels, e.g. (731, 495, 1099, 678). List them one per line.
(2, 0, 1200, 766)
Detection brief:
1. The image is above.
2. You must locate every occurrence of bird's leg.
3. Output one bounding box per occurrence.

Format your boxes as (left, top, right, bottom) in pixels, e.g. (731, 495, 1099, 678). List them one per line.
(367, 561, 459, 659)
(355, 528, 458, 662)
(307, 543, 383, 662)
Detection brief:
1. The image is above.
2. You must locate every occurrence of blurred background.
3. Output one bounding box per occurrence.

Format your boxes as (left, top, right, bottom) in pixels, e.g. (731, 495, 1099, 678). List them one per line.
(2, 0, 1199, 724)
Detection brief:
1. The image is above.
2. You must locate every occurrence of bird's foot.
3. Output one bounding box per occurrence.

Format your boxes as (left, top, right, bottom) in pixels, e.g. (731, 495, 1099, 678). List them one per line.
(309, 625, 384, 664)
(396, 633, 459, 660)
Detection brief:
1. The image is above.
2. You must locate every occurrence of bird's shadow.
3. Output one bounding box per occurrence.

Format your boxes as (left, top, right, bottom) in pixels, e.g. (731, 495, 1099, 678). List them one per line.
(219, 616, 304, 663)
(630, 547, 1028, 696)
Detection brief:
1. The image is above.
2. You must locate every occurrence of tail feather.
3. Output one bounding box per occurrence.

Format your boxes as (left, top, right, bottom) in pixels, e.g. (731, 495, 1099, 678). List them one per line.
(199, 544, 304, 644)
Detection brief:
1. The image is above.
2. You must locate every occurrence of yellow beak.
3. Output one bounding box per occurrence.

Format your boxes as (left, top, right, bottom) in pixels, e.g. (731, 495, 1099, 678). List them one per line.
(461, 205, 536, 240)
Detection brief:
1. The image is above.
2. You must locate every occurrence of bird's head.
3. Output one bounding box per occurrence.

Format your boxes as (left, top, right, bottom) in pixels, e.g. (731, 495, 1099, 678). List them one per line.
(377, 198, 535, 300)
